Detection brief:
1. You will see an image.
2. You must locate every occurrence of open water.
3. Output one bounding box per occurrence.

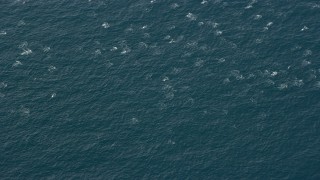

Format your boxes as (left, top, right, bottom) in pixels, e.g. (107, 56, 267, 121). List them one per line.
(1, 0, 320, 179)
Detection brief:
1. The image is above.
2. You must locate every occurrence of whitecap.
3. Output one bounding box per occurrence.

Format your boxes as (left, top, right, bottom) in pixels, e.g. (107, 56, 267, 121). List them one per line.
(170, 3, 179, 9)
(43, 47, 51, 52)
(310, 3, 320, 9)
(169, 39, 175, 43)
(218, 58, 225, 63)
(165, 92, 174, 100)
(124, 27, 133, 33)
(245, 5, 252, 9)
(168, 25, 176, 30)
(255, 38, 263, 43)
(143, 33, 151, 38)
(164, 35, 171, 40)
(207, 21, 219, 28)
(131, 117, 139, 124)
(263, 22, 273, 31)
(247, 73, 255, 79)
(51, 93, 56, 98)
(162, 76, 169, 82)
(292, 79, 304, 87)
(48, 65, 57, 72)
(301, 26, 308, 31)
(95, 49, 101, 55)
(0, 82, 7, 89)
(278, 83, 288, 90)
(13, 61, 22, 67)
(18, 41, 28, 48)
(266, 79, 275, 85)
(172, 67, 182, 74)
(167, 139, 176, 145)
(105, 61, 114, 68)
(254, 15, 262, 20)
(303, 49, 312, 57)
(215, 30, 222, 35)
(201, 0, 208, 5)
(19, 106, 30, 116)
(20, 48, 32, 55)
(141, 25, 148, 29)
(302, 60, 311, 66)
(186, 13, 197, 21)
(223, 78, 230, 84)
(110, 46, 118, 51)
(17, 20, 26, 26)
(0, 31, 6, 35)
(245, 0, 257, 9)
(198, 22, 204, 26)
(138, 42, 148, 48)
(194, 58, 204, 67)
(231, 70, 244, 80)
(267, 22, 273, 27)
(121, 47, 131, 54)
(102, 22, 110, 29)
(271, 71, 278, 77)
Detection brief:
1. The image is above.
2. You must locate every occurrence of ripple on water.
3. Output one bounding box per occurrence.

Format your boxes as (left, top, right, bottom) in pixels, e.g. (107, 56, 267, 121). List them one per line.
(315, 81, 320, 88)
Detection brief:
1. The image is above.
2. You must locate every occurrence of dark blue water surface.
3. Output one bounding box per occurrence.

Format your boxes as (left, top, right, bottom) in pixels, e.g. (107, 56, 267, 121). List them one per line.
(1, 0, 320, 179)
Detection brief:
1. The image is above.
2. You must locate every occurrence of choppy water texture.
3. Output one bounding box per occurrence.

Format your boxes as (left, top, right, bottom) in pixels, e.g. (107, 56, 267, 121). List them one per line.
(1, 0, 320, 179)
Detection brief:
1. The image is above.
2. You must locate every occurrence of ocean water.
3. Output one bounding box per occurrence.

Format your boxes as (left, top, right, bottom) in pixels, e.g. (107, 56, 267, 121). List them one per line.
(1, 0, 320, 179)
